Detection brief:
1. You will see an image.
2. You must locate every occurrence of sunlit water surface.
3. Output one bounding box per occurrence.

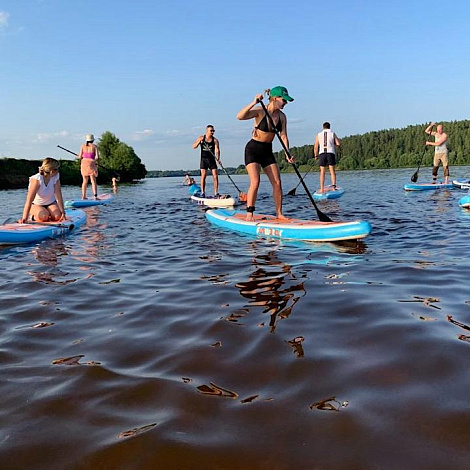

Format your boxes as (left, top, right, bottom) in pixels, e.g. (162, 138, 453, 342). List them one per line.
(1, 168, 469, 470)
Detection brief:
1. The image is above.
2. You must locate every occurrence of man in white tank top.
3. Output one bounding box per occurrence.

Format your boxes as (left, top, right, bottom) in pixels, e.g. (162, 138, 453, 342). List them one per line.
(314, 122, 341, 193)
(425, 122, 449, 183)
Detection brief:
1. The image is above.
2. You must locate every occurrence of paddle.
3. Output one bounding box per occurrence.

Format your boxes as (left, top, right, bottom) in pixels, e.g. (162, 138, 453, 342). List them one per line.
(411, 125, 433, 183)
(287, 165, 314, 196)
(257, 98, 333, 222)
(57, 145, 118, 175)
(205, 147, 247, 202)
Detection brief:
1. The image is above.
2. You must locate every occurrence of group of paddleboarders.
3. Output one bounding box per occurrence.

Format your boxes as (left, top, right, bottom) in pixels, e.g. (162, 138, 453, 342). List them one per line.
(194, 86, 339, 220)
(193, 86, 450, 221)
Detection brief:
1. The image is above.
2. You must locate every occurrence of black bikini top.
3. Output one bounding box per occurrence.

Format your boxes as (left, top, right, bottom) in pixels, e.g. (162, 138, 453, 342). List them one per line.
(255, 113, 283, 133)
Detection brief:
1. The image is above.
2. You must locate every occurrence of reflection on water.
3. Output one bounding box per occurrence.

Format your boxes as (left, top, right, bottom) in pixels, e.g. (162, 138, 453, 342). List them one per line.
(28, 240, 77, 285)
(233, 248, 305, 331)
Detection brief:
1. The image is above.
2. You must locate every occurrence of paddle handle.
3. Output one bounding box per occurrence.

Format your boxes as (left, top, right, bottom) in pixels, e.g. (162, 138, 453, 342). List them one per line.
(258, 99, 332, 222)
(57, 145, 78, 156)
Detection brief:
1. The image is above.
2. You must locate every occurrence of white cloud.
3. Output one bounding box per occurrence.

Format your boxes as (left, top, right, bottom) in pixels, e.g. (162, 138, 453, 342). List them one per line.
(0, 11, 10, 29)
(131, 129, 157, 142)
(136, 129, 155, 136)
(33, 130, 70, 143)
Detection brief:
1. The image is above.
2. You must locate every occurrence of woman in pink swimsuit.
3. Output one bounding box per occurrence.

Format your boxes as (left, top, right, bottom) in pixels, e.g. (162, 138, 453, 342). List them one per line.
(78, 134, 100, 199)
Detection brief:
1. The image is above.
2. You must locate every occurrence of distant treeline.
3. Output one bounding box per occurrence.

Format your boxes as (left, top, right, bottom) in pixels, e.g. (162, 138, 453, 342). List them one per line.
(147, 167, 242, 178)
(274, 119, 470, 172)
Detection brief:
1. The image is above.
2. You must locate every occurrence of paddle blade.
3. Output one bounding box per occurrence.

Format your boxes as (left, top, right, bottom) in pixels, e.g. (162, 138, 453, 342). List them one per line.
(317, 210, 333, 223)
(238, 192, 247, 203)
(411, 172, 418, 183)
(287, 187, 297, 196)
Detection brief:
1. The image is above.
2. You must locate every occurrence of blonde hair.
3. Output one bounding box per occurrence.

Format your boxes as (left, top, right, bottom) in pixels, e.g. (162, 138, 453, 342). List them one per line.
(264, 88, 274, 102)
(39, 157, 60, 175)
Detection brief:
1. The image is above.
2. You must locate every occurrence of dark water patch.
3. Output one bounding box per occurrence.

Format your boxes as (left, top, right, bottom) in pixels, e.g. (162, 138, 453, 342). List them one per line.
(1, 171, 470, 469)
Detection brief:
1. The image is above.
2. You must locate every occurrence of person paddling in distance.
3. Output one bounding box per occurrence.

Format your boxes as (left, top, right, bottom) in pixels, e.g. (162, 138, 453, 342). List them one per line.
(425, 123, 449, 184)
(192, 125, 221, 197)
(236, 86, 294, 221)
(112, 175, 120, 192)
(19, 157, 66, 224)
(314, 122, 341, 193)
(183, 173, 195, 186)
(78, 134, 100, 199)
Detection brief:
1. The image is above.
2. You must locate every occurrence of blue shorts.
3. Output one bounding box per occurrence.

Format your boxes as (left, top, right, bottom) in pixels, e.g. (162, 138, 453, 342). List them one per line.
(318, 153, 336, 167)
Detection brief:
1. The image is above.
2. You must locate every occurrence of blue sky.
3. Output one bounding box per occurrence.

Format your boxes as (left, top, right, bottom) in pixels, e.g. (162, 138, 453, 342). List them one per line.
(1, 0, 469, 171)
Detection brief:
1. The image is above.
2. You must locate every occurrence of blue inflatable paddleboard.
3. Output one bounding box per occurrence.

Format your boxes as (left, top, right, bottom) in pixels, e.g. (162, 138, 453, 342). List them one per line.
(65, 193, 114, 207)
(404, 182, 454, 191)
(0, 209, 87, 245)
(313, 185, 345, 200)
(459, 195, 470, 209)
(205, 209, 371, 242)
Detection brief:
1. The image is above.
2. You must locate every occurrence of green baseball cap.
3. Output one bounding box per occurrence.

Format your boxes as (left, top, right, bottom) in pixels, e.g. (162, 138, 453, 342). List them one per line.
(269, 86, 294, 102)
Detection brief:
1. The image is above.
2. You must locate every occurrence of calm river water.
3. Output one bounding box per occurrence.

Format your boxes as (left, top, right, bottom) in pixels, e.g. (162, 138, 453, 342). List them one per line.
(1, 168, 469, 470)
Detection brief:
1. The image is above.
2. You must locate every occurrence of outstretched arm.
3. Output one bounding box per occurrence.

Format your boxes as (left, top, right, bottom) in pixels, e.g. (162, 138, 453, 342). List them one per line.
(279, 115, 293, 163)
(54, 180, 66, 220)
(427, 133, 447, 146)
(19, 179, 39, 223)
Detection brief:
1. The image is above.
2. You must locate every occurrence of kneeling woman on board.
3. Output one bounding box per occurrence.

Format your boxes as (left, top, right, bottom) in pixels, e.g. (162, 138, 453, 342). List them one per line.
(237, 86, 294, 221)
(19, 157, 66, 223)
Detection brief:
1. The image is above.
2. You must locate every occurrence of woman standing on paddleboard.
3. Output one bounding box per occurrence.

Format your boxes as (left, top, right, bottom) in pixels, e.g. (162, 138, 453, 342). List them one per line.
(237, 86, 294, 221)
(78, 134, 100, 200)
(19, 157, 66, 223)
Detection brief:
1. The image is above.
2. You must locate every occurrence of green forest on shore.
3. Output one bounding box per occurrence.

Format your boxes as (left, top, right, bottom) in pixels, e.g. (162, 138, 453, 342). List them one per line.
(0, 132, 147, 190)
(275, 119, 470, 173)
(149, 119, 470, 177)
(2, 121, 469, 188)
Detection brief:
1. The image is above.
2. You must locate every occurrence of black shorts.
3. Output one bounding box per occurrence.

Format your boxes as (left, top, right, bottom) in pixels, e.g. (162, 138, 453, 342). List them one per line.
(318, 153, 336, 167)
(200, 156, 217, 170)
(32, 201, 57, 209)
(244, 139, 276, 168)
